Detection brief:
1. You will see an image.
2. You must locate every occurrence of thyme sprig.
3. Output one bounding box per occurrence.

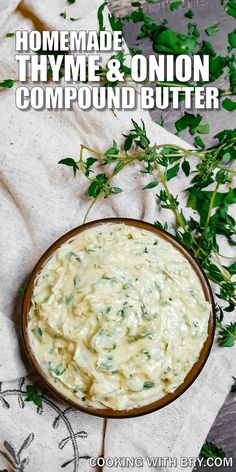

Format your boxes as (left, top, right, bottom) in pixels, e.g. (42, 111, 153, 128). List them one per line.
(59, 120, 236, 345)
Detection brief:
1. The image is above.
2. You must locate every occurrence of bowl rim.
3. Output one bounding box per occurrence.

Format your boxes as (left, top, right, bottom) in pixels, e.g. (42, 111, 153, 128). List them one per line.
(22, 217, 216, 418)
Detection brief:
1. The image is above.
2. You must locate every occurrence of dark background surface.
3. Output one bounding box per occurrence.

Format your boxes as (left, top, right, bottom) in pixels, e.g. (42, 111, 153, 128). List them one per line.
(108, 1, 236, 470)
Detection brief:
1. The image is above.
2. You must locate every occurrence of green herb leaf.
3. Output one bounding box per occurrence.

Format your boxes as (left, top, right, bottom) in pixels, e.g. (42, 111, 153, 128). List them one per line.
(205, 23, 220, 37)
(187, 23, 200, 38)
(0, 79, 15, 89)
(52, 365, 66, 375)
(18, 287, 25, 295)
(228, 29, 236, 48)
(84, 157, 97, 177)
(223, 97, 236, 111)
(110, 186, 123, 194)
(65, 294, 74, 304)
(88, 173, 108, 197)
(123, 7, 146, 23)
(170, 1, 182, 11)
(182, 160, 190, 177)
(25, 385, 42, 408)
(225, 262, 236, 275)
(198, 41, 226, 82)
(98, 2, 107, 31)
(194, 136, 205, 149)
(184, 9, 194, 19)
(58, 158, 79, 176)
(60, 11, 67, 19)
(5, 32, 14, 37)
(67, 0, 76, 3)
(200, 441, 226, 459)
(143, 180, 159, 189)
(166, 164, 180, 181)
(108, 13, 123, 31)
(153, 28, 197, 54)
(37, 327, 43, 338)
(175, 112, 205, 135)
(197, 123, 210, 135)
(124, 134, 134, 151)
(218, 322, 236, 347)
(225, 0, 236, 19)
(104, 140, 119, 157)
(143, 381, 155, 389)
(182, 231, 192, 248)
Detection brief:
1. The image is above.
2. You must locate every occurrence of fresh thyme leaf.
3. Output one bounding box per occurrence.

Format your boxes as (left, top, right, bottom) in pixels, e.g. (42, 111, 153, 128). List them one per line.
(170, 1, 182, 11)
(166, 163, 180, 181)
(175, 112, 208, 135)
(123, 134, 134, 151)
(182, 160, 190, 177)
(152, 28, 198, 54)
(18, 287, 25, 295)
(5, 32, 14, 37)
(84, 157, 97, 177)
(108, 12, 123, 31)
(218, 322, 236, 347)
(187, 23, 200, 38)
(197, 123, 210, 135)
(154, 221, 168, 231)
(97, 2, 107, 31)
(143, 381, 155, 389)
(25, 385, 42, 408)
(182, 231, 192, 248)
(228, 29, 236, 48)
(229, 69, 236, 94)
(60, 11, 67, 19)
(143, 180, 159, 189)
(58, 158, 79, 176)
(52, 365, 66, 375)
(37, 327, 43, 338)
(225, 0, 236, 19)
(123, 7, 146, 23)
(88, 173, 108, 197)
(198, 41, 226, 82)
(129, 47, 143, 55)
(67, 0, 76, 3)
(65, 294, 73, 304)
(104, 140, 119, 157)
(223, 97, 236, 111)
(200, 441, 226, 459)
(184, 9, 194, 19)
(109, 186, 123, 194)
(0, 79, 15, 89)
(205, 23, 220, 36)
(194, 136, 205, 149)
(225, 262, 236, 275)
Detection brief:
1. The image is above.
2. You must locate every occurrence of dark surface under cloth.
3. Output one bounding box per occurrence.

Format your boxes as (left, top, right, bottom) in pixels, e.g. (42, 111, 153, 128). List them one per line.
(108, 1, 236, 470)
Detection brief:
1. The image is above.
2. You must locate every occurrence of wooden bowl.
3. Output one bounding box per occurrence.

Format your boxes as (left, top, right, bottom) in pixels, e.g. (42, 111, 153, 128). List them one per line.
(22, 218, 215, 418)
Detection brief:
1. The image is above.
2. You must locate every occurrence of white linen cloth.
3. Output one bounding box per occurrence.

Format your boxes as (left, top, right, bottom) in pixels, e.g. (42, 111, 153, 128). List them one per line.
(0, 1, 235, 471)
